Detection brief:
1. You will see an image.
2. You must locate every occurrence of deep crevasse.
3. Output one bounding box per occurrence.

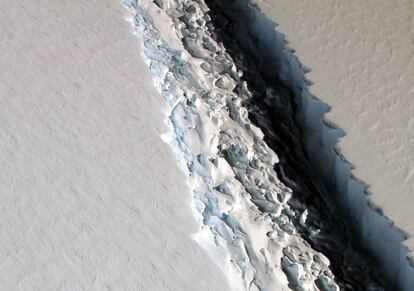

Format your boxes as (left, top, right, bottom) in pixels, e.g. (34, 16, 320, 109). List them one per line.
(121, 0, 373, 290)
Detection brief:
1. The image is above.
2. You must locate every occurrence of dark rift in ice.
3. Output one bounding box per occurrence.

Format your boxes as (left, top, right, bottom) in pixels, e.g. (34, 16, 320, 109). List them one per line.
(200, 1, 414, 290)
(122, 0, 412, 290)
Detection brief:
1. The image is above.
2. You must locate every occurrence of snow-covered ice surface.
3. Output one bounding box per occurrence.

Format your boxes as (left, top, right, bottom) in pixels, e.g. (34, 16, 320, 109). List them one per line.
(249, 0, 414, 289)
(0, 0, 229, 290)
(3, 0, 412, 289)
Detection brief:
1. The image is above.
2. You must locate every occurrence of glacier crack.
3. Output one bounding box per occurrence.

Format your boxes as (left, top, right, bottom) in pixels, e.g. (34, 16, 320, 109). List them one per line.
(121, 0, 405, 290)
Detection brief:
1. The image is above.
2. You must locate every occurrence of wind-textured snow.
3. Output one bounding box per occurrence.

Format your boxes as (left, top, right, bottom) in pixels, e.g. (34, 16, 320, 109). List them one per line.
(0, 0, 228, 290)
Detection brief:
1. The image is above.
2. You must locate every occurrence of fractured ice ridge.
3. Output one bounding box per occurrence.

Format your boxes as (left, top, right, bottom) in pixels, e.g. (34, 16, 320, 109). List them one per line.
(123, 0, 382, 290)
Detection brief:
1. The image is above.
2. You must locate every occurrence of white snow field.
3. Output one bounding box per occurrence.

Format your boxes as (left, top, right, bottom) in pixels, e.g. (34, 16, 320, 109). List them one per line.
(251, 0, 414, 288)
(0, 0, 229, 290)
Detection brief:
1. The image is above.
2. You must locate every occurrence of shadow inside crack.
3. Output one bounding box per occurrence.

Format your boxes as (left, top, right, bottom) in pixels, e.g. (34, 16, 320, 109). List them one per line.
(203, 0, 414, 290)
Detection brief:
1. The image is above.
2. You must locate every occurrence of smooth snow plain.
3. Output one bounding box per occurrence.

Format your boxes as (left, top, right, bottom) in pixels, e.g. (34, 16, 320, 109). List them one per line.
(252, 0, 414, 289)
(0, 0, 228, 290)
